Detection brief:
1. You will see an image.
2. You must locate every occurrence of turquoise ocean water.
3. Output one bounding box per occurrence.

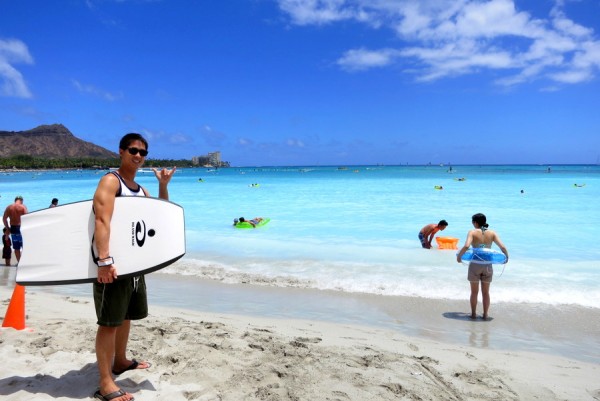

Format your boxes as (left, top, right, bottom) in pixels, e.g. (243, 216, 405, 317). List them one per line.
(2, 164, 599, 309)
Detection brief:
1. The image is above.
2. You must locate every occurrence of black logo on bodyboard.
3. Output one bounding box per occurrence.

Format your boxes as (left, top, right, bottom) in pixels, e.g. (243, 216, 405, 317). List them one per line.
(132, 220, 156, 247)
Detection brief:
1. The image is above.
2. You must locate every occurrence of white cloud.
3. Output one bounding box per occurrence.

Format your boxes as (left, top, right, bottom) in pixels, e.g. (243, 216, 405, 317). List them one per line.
(337, 48, 398, 71)
(278, 0, 600, 86)
(550, 3, 591, 38)
(168, 132, 190, 145)
(199, 125, 227, 146)
(140, 128, 161, 141)
(286, 138, 305, 147)
(278, 0, 355, 25)
(237, 138, 253, 147)
(72, 79, 123, 101)
(452, 0, 542, 39)
(0, 38, 34, 98)
(549, 68, 593, 83)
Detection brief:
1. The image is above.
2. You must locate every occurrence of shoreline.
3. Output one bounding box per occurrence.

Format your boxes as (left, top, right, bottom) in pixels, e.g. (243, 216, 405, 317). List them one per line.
(1, 284, 599, 400)
(5, 268, 599, 364)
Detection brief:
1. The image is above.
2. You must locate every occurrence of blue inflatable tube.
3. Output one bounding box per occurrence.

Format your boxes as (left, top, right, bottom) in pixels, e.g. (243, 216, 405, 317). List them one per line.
(460, 248, 507, 264)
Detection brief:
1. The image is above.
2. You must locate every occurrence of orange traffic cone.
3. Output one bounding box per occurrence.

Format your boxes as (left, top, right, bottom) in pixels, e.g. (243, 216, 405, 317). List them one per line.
(2, 284, 26, 330)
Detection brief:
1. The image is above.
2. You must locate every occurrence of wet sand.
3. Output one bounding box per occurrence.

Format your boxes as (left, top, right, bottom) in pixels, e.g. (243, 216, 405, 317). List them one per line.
(1, 269, 599, 400)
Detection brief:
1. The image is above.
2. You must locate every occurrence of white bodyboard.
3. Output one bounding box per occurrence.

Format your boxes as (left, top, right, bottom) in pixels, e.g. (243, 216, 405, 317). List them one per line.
(16, 197, 185, 285)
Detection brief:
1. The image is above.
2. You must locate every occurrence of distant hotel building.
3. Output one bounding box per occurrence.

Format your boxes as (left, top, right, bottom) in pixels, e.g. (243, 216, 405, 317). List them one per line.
(192, 151, 230, 167)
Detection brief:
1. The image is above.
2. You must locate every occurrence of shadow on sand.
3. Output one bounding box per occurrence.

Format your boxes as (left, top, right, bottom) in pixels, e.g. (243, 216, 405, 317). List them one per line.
(0, 362, 154, 399)
(443, 311, 494, 322)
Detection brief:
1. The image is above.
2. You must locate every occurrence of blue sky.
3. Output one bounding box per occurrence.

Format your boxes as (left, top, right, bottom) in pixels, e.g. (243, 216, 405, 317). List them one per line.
(1, 0, 599, 166)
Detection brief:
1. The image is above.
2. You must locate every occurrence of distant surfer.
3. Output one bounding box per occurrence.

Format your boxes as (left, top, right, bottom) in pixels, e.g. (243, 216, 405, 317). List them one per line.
(418, 220, 448, 249)
(456, 213, 509, 321)
(3, 195, 28, 263)
(92, 133, 176, 401)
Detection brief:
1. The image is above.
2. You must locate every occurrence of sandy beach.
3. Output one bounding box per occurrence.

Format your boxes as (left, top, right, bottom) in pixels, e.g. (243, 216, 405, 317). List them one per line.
(1, 282, 599, 401)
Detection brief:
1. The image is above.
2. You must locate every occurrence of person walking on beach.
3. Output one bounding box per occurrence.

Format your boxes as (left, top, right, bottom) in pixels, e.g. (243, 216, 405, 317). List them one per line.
(3, 195, 28, 263)
(2, 227, 12, 266)
(456, 213, 508, 320)
(418, 220, 448, 249)
(92, 133, 175, 401)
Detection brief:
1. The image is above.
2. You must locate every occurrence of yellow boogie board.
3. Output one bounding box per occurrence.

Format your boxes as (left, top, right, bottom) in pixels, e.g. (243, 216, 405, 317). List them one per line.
(16, 197, 186, 285)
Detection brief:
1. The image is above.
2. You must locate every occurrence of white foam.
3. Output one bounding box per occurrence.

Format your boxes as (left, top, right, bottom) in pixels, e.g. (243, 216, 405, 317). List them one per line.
(5, 166, 600, 309)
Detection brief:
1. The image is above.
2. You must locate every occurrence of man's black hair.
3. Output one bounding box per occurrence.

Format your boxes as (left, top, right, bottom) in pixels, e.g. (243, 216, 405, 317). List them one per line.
(119, 133, 148, 151)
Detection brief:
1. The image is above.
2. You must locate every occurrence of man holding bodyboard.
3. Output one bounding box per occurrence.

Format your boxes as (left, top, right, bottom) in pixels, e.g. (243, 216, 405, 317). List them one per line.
(92, 133, 175, 401)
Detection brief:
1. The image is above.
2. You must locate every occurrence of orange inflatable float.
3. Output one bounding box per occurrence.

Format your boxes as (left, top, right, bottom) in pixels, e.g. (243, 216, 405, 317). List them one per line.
(436, 237, 459, 250)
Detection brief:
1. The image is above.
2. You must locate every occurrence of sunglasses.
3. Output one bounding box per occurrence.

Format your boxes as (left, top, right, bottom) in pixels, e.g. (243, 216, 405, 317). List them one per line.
(126, 147, 148, 157)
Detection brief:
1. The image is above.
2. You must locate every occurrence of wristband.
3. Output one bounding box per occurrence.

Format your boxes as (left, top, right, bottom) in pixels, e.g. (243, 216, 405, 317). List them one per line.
(97, 257, 114, 267)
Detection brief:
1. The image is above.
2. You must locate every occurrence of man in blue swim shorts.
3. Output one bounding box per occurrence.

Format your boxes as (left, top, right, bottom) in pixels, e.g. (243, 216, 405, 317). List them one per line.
(418, 220, 448, 249)
(3, 195, 28, 263)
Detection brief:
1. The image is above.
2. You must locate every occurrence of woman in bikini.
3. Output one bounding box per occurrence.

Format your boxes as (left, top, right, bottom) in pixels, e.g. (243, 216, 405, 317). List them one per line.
(456, 213, 509, 320)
